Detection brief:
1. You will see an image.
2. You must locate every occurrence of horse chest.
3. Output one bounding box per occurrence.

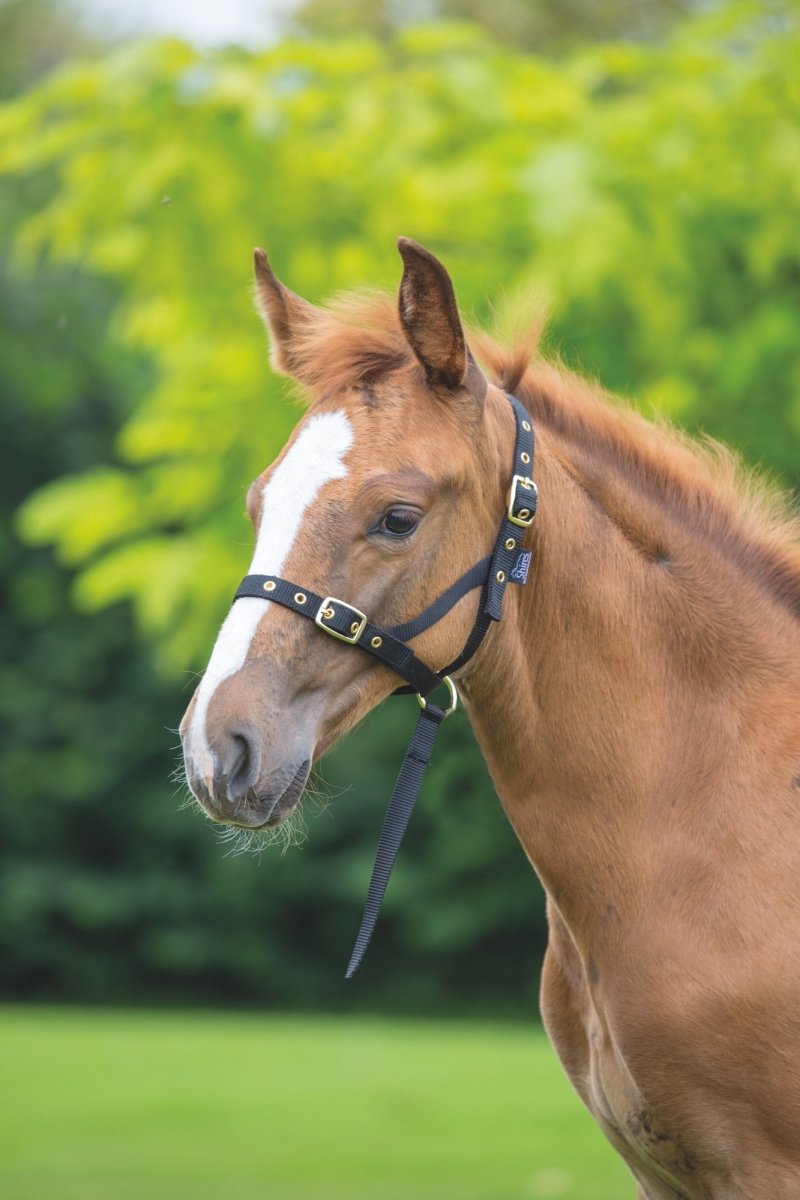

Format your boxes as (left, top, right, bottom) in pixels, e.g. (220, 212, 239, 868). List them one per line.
(582, 1012, 701, 1200)
(540, 932, 705, 1200)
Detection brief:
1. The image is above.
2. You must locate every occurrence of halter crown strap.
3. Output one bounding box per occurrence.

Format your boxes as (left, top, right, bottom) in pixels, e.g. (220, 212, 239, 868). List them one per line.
(231, 393, 536, 975)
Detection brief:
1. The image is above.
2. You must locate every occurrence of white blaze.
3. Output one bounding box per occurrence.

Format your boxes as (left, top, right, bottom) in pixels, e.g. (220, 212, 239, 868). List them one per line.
(188, 410, 353, 782)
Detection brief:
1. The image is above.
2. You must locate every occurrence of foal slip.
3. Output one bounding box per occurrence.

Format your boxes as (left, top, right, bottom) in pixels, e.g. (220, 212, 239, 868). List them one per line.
(233, 392, 537, 975)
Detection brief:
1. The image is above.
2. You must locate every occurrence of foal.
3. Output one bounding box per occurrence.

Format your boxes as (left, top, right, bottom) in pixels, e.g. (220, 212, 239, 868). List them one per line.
(181, 239, 800, 1198)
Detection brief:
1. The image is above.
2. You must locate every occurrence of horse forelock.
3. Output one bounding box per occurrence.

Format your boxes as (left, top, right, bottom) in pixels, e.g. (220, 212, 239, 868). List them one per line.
(284, 292, 411, 395)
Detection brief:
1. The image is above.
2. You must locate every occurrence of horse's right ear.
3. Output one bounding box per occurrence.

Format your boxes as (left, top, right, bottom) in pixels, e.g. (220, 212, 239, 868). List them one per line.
(253, 248, 316, 377)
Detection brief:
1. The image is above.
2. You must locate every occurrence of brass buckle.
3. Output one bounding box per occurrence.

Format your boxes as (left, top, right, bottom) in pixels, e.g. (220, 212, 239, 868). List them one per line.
(507, 475, 537, 527)
(314, 596, 367, 644)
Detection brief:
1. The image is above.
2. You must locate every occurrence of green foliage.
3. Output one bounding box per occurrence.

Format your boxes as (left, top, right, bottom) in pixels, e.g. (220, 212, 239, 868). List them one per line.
(0, 0, 94, 100)
(293, 0, 695, 53)
(0, 1008, 631, 1199)
(1, 1, 799, 1012)
(3, 5, 799, 667)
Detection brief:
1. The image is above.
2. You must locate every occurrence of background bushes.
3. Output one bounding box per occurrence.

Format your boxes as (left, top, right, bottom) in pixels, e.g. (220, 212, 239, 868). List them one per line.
(1, 0, 797, 1012)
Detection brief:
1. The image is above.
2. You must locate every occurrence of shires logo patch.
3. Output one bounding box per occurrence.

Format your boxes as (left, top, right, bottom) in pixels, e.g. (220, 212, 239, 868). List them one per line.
(510, 550, 532, 585)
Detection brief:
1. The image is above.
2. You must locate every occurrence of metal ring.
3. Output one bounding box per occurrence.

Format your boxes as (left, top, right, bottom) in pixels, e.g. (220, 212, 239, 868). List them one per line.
(370, 636, 383, 648)
(295, 592, 307, 605)
(505, 538, 516, 550)
(416, 676, 458, 718)
(263, 580, 276, 592)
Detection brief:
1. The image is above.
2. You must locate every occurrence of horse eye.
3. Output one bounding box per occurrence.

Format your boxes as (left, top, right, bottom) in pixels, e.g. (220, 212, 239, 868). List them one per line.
(377, 508, 420, 538)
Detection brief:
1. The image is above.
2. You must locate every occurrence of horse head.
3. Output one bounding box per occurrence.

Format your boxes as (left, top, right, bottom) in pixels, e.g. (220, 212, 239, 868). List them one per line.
(180, 240, 514, 830)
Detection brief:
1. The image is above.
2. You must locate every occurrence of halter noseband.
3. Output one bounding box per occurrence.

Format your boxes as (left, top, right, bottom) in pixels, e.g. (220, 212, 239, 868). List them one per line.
(233, 393, 537, 975)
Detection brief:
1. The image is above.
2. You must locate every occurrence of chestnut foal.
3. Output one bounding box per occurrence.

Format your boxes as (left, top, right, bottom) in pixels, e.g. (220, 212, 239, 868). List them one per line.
(181, 239, 800, 1197)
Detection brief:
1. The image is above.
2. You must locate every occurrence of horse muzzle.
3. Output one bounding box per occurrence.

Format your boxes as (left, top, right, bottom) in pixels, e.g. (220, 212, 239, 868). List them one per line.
(180, 687, 315, 827)
(186, 743, 312, 828)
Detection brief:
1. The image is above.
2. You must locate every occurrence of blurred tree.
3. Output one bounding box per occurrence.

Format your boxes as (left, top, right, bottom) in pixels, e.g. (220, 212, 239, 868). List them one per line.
(0, 0, 93, 98)
(1, 0, 798, 1011)
(292, 0, 695, 52)
(0, 8, 542, 1007)
(3, 4, 797, 663)
(0, 0, 207, 1005)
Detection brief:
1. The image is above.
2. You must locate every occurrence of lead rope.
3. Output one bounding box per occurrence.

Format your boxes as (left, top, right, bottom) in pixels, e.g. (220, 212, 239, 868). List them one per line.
(345, 700, 448, 978)
(232, 393, 536, 975)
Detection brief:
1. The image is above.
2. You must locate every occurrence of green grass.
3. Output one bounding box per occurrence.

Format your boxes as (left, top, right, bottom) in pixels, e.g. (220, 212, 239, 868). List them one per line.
(0, 1007, 631, 1200)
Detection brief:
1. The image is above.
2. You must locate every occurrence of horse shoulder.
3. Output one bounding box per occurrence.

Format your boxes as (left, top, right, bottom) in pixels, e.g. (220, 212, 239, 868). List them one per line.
(602, 921, 800, 1175)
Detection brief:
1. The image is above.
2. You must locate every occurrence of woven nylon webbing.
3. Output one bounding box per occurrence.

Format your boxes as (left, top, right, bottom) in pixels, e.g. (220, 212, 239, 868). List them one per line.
(231, 392, 536, 975)
(345, 703, 447, 978)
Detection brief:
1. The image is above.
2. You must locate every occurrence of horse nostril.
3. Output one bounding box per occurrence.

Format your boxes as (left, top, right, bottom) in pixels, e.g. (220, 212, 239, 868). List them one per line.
(218, 730, 257, 801)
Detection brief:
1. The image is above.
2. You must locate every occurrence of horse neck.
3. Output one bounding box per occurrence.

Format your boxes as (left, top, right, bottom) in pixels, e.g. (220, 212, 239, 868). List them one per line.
(459, 409, 800, 942)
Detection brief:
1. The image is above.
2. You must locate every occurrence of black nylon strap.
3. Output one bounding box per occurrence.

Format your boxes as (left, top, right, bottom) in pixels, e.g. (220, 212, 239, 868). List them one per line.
(385, 557, 491, 642)
(392, 605, 494, 696)
(230, 392, 537, 976)
(387, 557, 492, 696)
(438, 607, 494, 678)
(233, 397, 534, 693)
(413, 393, 535, 680)
(343, 395, 535, 971)
(233, 575, 443, 696)
(390, 399, 535, 688)
(481, 392, 536, 621)
(345, 703, 446, 978)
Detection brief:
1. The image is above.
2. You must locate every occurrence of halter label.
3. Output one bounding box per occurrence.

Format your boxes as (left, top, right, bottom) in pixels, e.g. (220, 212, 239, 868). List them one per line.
(510, 550, 532, 585)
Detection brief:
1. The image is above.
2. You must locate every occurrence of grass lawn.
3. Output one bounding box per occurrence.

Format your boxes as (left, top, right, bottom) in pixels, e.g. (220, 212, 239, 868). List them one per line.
(0, 1007, 631, 1200)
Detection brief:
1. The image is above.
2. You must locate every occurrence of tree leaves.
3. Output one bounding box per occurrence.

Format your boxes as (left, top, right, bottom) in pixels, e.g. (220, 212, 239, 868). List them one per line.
(2, 2, 798, 1010)
(4, 9, 798, 670)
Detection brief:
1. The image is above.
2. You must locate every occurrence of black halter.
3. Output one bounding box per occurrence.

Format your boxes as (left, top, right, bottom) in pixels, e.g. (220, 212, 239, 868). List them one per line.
(233, 393, 537, 976)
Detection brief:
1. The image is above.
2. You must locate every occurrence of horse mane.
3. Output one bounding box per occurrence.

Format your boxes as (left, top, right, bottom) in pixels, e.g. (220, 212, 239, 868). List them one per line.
(474, 328, 800, 618)
(290, 291, 800, 616)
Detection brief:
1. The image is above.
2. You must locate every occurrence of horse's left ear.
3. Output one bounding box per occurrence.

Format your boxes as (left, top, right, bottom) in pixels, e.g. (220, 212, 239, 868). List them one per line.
(253, 247, 317, 377)
(397, 238, 486, 400)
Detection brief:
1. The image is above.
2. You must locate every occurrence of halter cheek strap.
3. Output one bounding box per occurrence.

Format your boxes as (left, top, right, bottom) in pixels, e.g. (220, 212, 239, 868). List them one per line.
(232, 393, 537, 976)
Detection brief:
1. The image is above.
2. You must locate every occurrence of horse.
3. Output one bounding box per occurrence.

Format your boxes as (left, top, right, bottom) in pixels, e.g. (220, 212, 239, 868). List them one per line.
(180, 238, 800, 1197)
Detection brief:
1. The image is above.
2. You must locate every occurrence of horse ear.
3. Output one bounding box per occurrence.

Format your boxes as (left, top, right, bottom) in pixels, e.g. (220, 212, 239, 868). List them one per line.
(253, 248, 316, 377)
(397, 238, 482, 396)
